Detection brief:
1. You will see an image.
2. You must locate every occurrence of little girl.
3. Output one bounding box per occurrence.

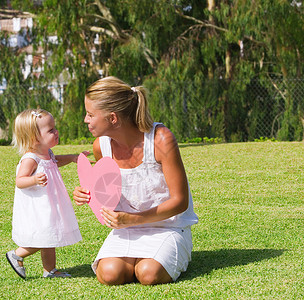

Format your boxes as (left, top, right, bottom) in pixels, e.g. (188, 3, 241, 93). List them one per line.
(6, 108, 87, 279)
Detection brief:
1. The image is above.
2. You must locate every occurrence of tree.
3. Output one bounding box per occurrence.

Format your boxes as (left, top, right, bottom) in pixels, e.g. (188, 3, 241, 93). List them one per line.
(154, 0, 304, 140)
(2, 0, 190, 141)
(1, 0, 304, 142)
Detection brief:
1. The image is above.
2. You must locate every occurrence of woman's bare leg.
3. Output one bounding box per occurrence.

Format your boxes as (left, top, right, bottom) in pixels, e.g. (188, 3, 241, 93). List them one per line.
(135, 258, 172, 285)
(96, 257, 136, 285)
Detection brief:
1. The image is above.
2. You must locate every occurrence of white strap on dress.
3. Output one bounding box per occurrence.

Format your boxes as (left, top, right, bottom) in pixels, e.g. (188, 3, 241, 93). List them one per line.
(99, 136, 112, 158)
(20, 152, 40, 164)
(143, 122, 162, 163)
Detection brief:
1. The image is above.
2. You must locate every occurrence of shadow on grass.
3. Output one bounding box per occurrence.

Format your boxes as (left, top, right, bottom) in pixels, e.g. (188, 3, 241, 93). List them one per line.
(65, 264, 96, 278)
(42, 249, 284, 280)
(179, 248, 285, 281)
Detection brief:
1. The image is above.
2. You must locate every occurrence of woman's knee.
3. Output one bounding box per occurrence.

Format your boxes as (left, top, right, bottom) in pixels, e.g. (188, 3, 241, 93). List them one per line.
(135, 259, 172, 285)
(96, 258, 135, 285)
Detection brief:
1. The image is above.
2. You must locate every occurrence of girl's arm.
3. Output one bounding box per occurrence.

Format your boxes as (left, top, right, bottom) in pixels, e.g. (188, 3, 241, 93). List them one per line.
(72, 139, 101, 205)
(101, 126, 189, 228)
(55, 154, 78, 167)
(16, 158, 47, 189)
(55, 151, 90, 167)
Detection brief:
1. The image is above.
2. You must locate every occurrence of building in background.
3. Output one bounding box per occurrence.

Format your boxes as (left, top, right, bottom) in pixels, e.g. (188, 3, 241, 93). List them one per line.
(0, 10, 65, 103)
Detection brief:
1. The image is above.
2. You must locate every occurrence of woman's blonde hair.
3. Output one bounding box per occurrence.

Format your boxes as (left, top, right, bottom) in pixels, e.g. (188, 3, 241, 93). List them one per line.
(12, 108, 50, 155)
(85, 76, 153, 132)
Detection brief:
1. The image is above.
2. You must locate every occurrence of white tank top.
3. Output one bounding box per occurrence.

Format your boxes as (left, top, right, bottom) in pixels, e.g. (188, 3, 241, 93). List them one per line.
(99, 122, 198, 228)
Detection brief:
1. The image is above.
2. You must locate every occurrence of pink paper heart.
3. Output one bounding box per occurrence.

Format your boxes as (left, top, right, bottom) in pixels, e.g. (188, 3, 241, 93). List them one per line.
(77, 153, 121, 224)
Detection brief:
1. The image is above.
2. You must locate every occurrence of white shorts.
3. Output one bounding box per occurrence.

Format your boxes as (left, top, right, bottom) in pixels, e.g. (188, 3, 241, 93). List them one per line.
(92, 226, 193, 281)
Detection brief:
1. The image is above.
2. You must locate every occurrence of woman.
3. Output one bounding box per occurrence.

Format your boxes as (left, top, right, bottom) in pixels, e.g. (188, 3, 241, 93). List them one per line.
(73, 76, 198, 285)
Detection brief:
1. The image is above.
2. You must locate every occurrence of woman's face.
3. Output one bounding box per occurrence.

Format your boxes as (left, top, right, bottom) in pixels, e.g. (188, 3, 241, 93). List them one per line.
(84, 96, 112, 137)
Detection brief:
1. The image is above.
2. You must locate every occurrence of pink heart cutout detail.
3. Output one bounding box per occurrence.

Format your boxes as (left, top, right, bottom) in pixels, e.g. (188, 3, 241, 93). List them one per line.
(77, 153, 121, 224)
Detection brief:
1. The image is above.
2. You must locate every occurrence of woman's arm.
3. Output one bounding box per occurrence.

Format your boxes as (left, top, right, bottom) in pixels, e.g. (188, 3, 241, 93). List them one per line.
(102, 126, 189, 228)
(16, 158, 47, 188)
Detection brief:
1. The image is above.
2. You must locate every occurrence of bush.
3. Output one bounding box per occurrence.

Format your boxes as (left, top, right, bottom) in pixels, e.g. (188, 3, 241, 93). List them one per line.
(60, 136, 95, 145)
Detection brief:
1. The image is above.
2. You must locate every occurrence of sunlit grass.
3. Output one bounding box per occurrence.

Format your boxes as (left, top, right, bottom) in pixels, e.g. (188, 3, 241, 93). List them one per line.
(1, 142, 304, 299)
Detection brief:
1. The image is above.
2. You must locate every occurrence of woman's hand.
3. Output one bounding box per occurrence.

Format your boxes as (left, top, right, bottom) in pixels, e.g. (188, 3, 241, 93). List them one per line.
(101, 208, 136, 229)
(73, 186, 90, 206)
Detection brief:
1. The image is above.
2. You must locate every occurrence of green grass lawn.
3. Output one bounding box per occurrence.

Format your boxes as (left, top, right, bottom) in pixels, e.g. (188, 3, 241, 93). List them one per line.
(1, 142, 304, 299)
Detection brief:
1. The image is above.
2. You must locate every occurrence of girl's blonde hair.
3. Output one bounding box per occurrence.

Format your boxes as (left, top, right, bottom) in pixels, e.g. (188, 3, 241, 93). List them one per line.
(12, 109, 50, 155)
(85, 76, 153, 132)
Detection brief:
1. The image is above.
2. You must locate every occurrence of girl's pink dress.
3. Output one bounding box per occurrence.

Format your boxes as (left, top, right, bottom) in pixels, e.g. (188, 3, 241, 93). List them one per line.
(12, 150, 82, 247)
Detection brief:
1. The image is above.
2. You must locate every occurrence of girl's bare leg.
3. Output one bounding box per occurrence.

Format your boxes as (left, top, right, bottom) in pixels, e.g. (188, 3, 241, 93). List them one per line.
(40, 248, 56, 273)
(15, 247, 40, 267)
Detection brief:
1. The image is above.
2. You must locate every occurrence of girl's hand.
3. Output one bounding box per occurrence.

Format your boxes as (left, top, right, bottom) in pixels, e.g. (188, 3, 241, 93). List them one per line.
(72, 151, 90, 163)
(73, 186, 91, 206)
(35, 172, 47, 186)
(82, 151, 90, 157)
(101, 208, 135, 229)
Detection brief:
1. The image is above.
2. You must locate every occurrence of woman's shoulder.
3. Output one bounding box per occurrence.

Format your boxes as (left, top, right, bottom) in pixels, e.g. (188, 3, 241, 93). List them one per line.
(93, 138, 102, 161)
(154, 124, 177, 144)
(154, 125, 178, 161)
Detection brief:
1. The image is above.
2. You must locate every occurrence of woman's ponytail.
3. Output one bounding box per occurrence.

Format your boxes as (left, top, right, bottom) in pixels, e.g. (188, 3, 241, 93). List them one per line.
(132, 86, 153, 132)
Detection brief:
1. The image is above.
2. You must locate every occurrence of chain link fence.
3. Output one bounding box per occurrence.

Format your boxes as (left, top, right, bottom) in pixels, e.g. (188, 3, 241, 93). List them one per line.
(247, 78, 304, 141)
(0, 77, 303, 143)
(148, 77, 304, 142)
(0, 82, 64, 142)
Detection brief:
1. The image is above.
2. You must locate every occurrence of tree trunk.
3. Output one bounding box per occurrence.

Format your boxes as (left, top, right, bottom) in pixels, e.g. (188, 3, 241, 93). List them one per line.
(207, 0, 215, 79)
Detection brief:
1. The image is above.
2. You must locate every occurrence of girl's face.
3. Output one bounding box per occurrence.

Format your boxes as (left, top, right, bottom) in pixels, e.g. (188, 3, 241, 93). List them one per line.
(84, 96, 112, 137)
(36, 114, 59, 150)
